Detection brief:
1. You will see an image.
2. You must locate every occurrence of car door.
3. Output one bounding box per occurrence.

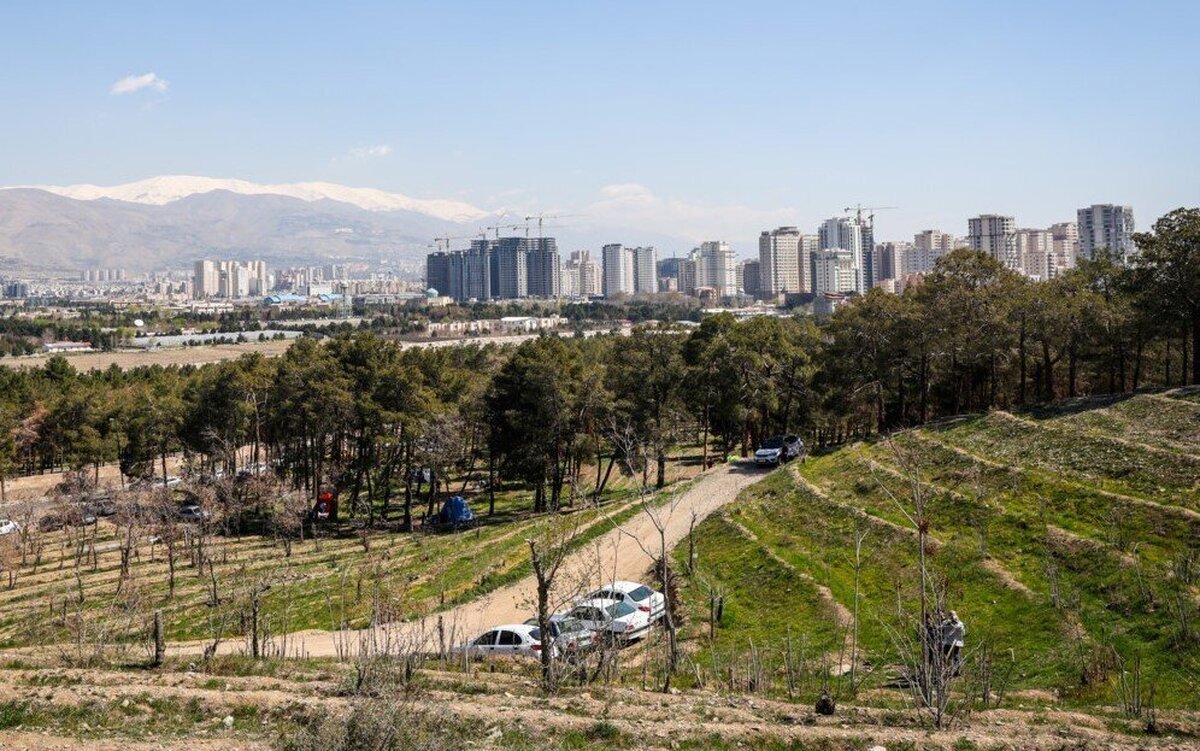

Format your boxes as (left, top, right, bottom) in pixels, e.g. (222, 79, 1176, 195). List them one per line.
(471, 629, 498, 656)
(494, 629, 521, 655)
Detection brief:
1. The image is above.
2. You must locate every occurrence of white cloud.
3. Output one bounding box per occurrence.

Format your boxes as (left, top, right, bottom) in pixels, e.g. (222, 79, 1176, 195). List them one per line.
(585, 182, 800, 242)
(345, 144, 393, 160)
(110, 72, 169, 95)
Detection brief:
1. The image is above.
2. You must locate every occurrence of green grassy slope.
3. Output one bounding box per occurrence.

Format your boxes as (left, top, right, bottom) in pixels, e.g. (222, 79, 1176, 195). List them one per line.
(675, 388, 1200, 709)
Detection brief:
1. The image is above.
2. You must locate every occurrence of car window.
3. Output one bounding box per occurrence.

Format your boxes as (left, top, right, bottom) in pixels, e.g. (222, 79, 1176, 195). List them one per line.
(528, 628, 542, 641)
(559, 619, 583, 633)
(627, 585, 653, 601)
(496, 630, 520, 646)
(473, 630, 496, 646)
(786, 435, 798, 442)
(607, 601, 636, 617)
(762, 436, 785, 448)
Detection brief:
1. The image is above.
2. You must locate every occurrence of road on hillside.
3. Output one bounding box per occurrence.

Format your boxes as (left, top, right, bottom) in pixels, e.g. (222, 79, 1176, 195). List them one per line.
(169, 459, 768, 659)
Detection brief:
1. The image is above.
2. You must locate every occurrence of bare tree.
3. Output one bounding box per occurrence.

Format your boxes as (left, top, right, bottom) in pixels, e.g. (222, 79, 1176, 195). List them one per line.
(870, 437, 963, 728)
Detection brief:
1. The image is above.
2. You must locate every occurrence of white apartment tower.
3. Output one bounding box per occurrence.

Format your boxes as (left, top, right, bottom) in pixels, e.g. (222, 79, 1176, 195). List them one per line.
(1077, 204, 1135, 261)
(758, 226, 802, 297)
(968, 215, 1019, 271)
(193, 260, 218, 299)
(1016, 228, 1055, 280)
(812, 250, 857, 295)
(694, 241, 737, 297)
(818, 218, 865, 293)
(601, 244, 635, 297)
(630, 246, 658, 294)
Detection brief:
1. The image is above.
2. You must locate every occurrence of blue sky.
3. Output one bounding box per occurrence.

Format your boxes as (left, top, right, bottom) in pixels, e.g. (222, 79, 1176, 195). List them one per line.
(2, 1, 1198, 246)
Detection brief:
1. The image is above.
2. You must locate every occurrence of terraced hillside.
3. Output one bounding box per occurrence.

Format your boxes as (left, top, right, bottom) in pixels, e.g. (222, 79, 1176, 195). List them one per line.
(0, 460, 701, 651)
(677, 388, 1200, 708)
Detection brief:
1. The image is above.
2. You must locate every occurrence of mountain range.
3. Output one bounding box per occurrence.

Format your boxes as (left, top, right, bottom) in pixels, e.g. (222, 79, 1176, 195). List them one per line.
(0, 177, 497, 273)
(0, 176, 698, 274)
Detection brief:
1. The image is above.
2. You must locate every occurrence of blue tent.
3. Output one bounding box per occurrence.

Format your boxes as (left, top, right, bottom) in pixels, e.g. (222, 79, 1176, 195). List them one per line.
(438, 495, 474, 526)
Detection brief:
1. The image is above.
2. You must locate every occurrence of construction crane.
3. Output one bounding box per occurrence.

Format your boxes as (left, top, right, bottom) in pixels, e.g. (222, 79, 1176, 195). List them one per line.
(486, 222, 525, 240)
(843, 204, 898, 232)
(432, 233, 476, 251)
(523, 213, 584, 238)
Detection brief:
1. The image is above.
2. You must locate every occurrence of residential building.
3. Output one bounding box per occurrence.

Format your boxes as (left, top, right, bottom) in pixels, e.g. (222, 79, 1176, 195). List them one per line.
(758, 226, 802, 297)
(193, 260, 219, 299)
(818, 218, 865, 293)
(561, 250, 600, 298)
(910, 229, 955, 274)
(1077, 204, 1135, 261)
(630, 246, 657, 294)
(968, 215, 1019, 271)
(677, 258, 699, 296)
(812, 250, 857, 295)
(525, 237, 560, 298)
(602, 243, 634, 297)
(741, 259, 762, 299)
(799, 234, 818, 293)
(694, 241, 737, 297)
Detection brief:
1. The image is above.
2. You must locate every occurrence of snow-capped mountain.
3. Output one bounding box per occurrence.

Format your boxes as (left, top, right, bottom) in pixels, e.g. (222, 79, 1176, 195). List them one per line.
(8, 175, 491, 223)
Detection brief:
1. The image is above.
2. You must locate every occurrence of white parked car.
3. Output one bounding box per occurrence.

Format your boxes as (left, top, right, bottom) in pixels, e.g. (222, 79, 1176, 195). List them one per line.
(564, 597, 651, 642)
(0, 519, 20, 536)
(524, 615, 597, 653)
(581, 581, 666, 623)
(754, 434, 804, 466)
(453, 624, 547, 659)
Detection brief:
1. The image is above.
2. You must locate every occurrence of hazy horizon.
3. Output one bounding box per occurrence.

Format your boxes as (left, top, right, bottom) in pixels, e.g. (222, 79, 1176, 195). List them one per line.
(3, 1, 1198, 246)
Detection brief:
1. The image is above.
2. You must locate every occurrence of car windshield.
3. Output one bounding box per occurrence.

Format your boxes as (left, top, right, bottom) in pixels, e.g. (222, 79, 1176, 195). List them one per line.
(627, 586, 653, 601)
(606, 601, 636, 618)
(558, 618, 584, 633)
(761, 437, 785, 449)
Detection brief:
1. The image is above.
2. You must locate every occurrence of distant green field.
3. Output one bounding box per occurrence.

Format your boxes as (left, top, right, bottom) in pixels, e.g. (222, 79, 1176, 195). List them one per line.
(676, 388, 1200, 709)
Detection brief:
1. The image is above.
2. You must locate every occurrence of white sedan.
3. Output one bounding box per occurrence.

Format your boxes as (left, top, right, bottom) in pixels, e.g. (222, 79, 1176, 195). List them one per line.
(0, 519, 19, 536)
(453, 624, 547, 659)
(582, 581, 666, 623)
(564, 598, 651, 642)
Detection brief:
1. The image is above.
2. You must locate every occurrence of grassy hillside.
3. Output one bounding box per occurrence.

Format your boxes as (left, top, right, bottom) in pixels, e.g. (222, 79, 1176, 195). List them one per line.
(0, 459, 701, 649)
(676, 388, 1200, 709)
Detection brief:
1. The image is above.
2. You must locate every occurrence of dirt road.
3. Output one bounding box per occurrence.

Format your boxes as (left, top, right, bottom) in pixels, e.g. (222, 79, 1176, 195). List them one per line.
(171, 460, 769, 659)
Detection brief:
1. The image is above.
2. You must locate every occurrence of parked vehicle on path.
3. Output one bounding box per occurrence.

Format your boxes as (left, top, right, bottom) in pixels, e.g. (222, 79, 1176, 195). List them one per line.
(754, 434, 804, 466)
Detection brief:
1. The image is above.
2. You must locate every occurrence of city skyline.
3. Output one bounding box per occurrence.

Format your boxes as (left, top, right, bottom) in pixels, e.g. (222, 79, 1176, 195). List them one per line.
(1, 2, 1196, 244)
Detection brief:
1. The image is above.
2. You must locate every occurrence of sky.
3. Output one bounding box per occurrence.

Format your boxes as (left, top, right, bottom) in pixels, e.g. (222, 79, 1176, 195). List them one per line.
(2, 1, 1198, 251)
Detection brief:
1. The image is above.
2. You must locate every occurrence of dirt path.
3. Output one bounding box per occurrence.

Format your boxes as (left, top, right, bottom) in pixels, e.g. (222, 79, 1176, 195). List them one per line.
(169, 461, 770, 659)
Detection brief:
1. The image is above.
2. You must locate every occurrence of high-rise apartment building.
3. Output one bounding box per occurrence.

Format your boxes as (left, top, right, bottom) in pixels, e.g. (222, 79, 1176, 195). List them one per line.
(631, 246, 657, 294)
(876, 241, 911, 281)
(425, 236, 558, 302)
(562, 250, 600, 298)
(812, 250, 857, 295)
(677, 258, 698, 296)
(694, 241, 737, 297)
(602, 244, 635, 297)
(1016, 229, 1055, 279)
(194, 259, 267, 299)
(1077, 204, 1135, 260)
(968, 215, 1019, 271)
(818, 218, 865, 293)
(758, 226, 802, 297)
(741, 259, 761, 298)
(193, 260, 218, 299)
(911, 229, 955, 275)
(525, 238, 560, 298)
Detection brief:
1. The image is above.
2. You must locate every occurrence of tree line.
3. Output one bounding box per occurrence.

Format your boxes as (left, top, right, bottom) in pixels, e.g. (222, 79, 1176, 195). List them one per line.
(0, 208, 1196, 519)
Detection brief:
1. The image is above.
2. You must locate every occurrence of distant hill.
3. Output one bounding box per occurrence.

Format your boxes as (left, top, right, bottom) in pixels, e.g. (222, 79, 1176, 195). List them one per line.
(0, 185, 477, 272)
(0, 175, 703, 273)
